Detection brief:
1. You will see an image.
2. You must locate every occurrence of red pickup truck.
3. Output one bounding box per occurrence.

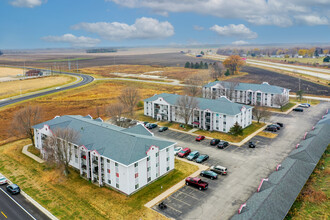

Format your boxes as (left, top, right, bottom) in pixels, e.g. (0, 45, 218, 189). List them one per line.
(185, 177, 208, 190)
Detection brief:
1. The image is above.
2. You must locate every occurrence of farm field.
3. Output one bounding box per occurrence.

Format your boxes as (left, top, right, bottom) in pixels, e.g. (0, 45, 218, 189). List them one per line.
(0, 75, 76, 99)
(0, 139, 198, 220)
(0, 67, 24, 77)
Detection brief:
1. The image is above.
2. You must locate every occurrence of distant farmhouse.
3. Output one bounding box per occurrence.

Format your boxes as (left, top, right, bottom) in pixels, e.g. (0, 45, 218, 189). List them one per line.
(203, 81, 290, 108)
(33, 115, 176, 195)
(25, 69, 51, 77)
(144, 93, 253, 133)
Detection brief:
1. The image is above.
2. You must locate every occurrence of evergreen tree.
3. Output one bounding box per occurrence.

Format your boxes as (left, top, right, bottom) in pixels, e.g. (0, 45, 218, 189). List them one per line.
(323, 56, 330, 62)
(0, 50, 3, 56)
(314, 50, 319, 57)
(204, 62, 208, 69)
(229, 122, 243, 136)
(201, 51, 204, 55)
(225, 69, 230, 76)
(184, 62, 190, 68)
(200, 61, 204, 69)
(194, 62, 200, 69)
(190, 62, 194, 68)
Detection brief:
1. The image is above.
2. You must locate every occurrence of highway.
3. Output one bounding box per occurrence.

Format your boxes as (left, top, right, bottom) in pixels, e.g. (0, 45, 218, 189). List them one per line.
(0, 184, 50, 220)
(0, 71, 94, 108)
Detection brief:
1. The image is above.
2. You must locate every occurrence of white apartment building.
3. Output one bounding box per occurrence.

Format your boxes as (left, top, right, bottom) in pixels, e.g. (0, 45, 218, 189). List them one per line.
(33, 115, 176, 195)
(203, 81, 290, 108)
(144, 93, 253, 133)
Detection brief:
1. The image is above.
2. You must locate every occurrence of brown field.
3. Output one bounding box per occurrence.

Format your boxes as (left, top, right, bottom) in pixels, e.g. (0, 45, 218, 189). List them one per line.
(0, 80, 183, 144)
(0, 75, 75, 99)
(0, 67, 24, 77)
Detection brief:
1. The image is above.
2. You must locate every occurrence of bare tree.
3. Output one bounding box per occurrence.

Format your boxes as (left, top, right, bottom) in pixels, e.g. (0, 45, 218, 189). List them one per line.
(184, 75, 206, 97)
(43, 128, 79, 176)
(11, 106, 42, 146)
(274, 94, 288, 111)
(175, 95, 199, 125)
(209, 62, 224, 80)
(106, 102, 125, 126)
(118, 87, 141, 117)
(222, 81, 239, 101)
(252, 106, 271, 123)
(296, 90, 304, 102)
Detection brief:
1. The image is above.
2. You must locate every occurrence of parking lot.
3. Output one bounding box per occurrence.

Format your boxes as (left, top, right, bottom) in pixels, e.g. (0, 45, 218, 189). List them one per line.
(149, 102, 330, 220)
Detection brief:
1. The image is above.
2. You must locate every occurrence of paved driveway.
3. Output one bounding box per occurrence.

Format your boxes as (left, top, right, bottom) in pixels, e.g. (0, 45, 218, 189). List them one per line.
(152, 102, 330, 220)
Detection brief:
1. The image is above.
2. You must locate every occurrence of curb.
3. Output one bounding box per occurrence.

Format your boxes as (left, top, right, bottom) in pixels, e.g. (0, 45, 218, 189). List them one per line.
(22, 144, 45, 163)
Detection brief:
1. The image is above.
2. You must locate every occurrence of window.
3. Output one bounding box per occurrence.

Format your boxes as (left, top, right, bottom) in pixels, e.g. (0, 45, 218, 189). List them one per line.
(107, 169, 110, 173)
(147, 156, 150, 161)
(147, 167, 151, 172)
(148, 177, 151, 182)
(135, 184, 139, 189)
(166, 157, 169, 162)
(166, 148, 169, 152)
(134, 163, 138, 167)
(115, 162, 118, 167)
(135, 173, 138, 178)
(108, 179, 111, 184)
(107, 159, 110, 163)
(167, 167, 170, 171)
(156, 163, 159, 167)
(116, 173, 119, 177)
(156, 152, 159, 157)
(223, 128, 226, 132)
(116, 183, 119, 188)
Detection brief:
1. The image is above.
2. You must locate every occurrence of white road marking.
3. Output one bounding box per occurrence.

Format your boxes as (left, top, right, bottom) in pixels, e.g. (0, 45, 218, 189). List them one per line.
(0, 188, 36, 220)
(165, 204, 182, 213)
(170, 196, 191, 206)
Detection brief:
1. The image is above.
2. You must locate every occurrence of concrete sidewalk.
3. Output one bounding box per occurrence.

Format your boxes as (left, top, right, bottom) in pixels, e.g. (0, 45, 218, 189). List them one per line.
(22, 144, 45, 163)
(145, 158, 209, 209)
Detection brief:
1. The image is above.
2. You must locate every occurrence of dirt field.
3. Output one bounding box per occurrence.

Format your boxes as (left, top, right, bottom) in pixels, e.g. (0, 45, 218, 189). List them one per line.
(0, 67, 24, 77)
(0, 75, 75, 99)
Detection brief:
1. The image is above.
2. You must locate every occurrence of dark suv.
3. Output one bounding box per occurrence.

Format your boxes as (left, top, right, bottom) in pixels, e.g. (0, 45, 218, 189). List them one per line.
(265, 125, 277, 132)
(210, 139, 220, 146)
(217, 141, 229, 149)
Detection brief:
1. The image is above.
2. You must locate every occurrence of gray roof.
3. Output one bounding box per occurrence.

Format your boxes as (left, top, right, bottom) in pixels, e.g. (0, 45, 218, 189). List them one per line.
(204, 81, 289, 94)
(33, 115, 174, 166)
(231, 116, 330, 220)
(144, 93, 252, 116)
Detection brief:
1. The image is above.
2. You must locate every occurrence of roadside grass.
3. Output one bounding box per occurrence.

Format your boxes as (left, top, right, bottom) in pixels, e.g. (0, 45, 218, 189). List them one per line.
(194, 122, 266, 143)
(257, 131, 278, 139)
(289, 97, 320, 106)
(264, 102, 296, 113)
(135, 109, 157, 123)
(285, 145, 329, 220)
(256, 57, 326, 65)
(0, 67, 24, 77)
(0, 75, 76, 99)
(157, 122, 194, 132)
(0, 139, 198, 220)
(31, 57, 94, 63)
(0, 80, 183, 143)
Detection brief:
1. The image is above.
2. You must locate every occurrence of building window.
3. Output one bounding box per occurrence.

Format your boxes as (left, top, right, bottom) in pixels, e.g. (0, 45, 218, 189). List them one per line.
(223, 128, 226, 132)
(134, 163, 138, 167)
(147, 167, 151, 172)
(135, 184, 139, 189)
(107, 169, 110, 173)
(167, 167, 170, 171)
(156, 152, 159, 157)
(156, 163, 159, 167)
(116, 183, 119, 188)
(166, 148, 169, 152)
(108, 179, 111, 184)
(116, 173, 119, 177)
(148, 177, 151, 182)
(107, 159, 110, 163)
(166, 157, 169, 162)
(115, 162, 118, 167)
(147, 156, 150, 161)
(135, 173, 138, 178)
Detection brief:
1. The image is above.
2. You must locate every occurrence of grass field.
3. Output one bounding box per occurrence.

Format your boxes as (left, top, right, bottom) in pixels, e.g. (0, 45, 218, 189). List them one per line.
(0, 67, 24, 77)
(157, 121, 194, 132)
(32, 57, 94, 63)
(257, 131, 278, 138)
(289, 97, 320, 106)
(194, 122, 266, 143)
(0, 75, 76, 99)
(0, 139, 198, 219)
(285, 145, 329, 220)
(257, 57, 326, 65)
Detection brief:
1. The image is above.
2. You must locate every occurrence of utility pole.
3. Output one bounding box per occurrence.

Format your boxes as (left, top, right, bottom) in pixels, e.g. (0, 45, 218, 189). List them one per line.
(76, 60, 79, 72)
(68, 58, 71, 71)
(298, 78, 301, 91)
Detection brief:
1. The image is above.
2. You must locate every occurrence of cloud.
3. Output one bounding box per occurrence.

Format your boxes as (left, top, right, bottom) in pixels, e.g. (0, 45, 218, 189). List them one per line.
(232, 40, 249, 45)
(193, 25, 204, 31)
(41, 34, 100, 47)
(72, 17, 174, 41)
(10, 0, 46, 8)
(294, 15, 329, 25)
(210, 24, 258, 39)
(107, 0, 330, 26)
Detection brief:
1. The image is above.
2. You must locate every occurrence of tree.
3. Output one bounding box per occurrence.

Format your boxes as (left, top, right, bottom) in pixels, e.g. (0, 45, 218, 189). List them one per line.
(201, 51, 204, 55)
(106, 102, 125, 126)
(222, 81, 239, 101)
(184, 62, 190, 68)
(11, 106, 42, 146)
(224, 69, 230, 76)
(209, 62, 224, 80)
(204, 62, 208, 69)
(118, 87, 141, 117)
(43, 128, 79, 176)
(296, 90, 304, 101)
(0, 50, 3, 56)
(273, 94, 288, 111)
(223, 55, 245, 75)
(200, 61, 204, 69)
(194, 62, 200, 69)
(252, 106, 271, 123)
(229, 122, 243, 136)
(175, 95, 199, 125)
(323, 56, 330, 62)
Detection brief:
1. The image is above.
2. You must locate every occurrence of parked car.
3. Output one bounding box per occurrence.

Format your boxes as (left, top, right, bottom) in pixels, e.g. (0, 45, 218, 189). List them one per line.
(178, 148, 191, 158)
(299, 103, 310, 108)
(159, 126, 168, 132)
(185, 177, 208, 190)
(195, 135, 205, 141)
(265, 125, 277, 132)
(174, 147, 183, 156)
(249, 141, 256, 148)
(143, 121, 149, 125)
(146, 123, 157, 129)
(276, 122, 284, 127)
(210, 165, 228, 175)
(6, 184, 20, 195)
(196, 154, 209, 163)
(0, 175, 8, 185)
(217, 141, 229, 149)
(292, 107, 304, 112)
(271, 124, 281, 130)
(200, 170, 218, 180)
(210, 139, 220, 146)
(187, 151, 200, 161)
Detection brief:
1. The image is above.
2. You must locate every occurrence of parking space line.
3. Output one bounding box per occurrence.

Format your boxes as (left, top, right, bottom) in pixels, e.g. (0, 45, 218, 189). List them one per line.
(178, 191, 200, 200)
(188, 187, 207, 195)
(170, 196, 191, 206)
(165, 204, 183, 213)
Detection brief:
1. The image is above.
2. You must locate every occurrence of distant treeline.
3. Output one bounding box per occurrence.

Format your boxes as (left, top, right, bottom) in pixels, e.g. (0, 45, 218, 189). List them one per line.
(0, 50, 3, 56)
(86, 48, 117, 53)
(185, 61, 208, 69)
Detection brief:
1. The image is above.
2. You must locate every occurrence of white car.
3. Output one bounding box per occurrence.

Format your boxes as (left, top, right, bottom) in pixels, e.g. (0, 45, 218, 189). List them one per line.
(299, 103, 310, 108)
(174, 147, 183, 156)
(0, 175, 8, 185)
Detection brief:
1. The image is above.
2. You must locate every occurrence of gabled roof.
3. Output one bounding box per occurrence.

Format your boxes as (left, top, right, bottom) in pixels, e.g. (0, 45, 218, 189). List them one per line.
(33, 115, 174, 166)
(204, 81, 289, 94)
(144, 93, 252, 115)
(122, 123, 153, 136)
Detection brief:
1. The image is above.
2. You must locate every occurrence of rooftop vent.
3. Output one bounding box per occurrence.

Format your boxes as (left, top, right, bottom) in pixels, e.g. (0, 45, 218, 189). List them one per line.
(296, 144, 300, 149)
(238, 203, 247, 214)
(262, 82, 269, 85)
(257, 178, 269, 192)
(303, 132, 308, 140)
(276, 164, 282, 171)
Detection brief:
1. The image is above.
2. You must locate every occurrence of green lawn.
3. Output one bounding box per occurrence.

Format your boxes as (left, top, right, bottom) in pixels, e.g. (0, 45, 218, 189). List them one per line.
(194, 121, 266, 143)
(285, 145, 329, 220)
(158, 121, 194, 132)
(289, 97, 320, 106)
(0, 139, 198, 219)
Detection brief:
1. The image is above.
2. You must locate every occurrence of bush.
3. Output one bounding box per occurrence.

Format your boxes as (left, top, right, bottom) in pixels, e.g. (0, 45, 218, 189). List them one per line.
(136, 101, 144, 109)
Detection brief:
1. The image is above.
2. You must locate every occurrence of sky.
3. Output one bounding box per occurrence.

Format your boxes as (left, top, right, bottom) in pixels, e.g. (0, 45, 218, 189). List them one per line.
(0, 0, 330, 49)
